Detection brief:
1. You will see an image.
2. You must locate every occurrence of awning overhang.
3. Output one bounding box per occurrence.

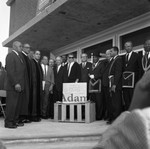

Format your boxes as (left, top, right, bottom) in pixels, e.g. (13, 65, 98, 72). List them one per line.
(3, 0, 150, 52)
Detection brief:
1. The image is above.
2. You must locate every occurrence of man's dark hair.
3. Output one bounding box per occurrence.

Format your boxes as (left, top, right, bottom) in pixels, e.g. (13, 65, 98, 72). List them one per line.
(34, 50, 40, 54)
(124, 41, 133, 47)
(112, 46, 119, 54)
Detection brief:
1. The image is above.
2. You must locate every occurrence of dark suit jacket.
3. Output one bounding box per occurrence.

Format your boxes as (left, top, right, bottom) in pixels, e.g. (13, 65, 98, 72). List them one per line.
(123, 52, 142, 84)
(65, 62, 81, 83)
(6, 51, 25, 91)
(54, 65, 67, 92)
(80, 62, 92, 83)
(102, 59, 113, 87)
(89, 60, 106, 80)
(20, 52, 31, 115)
(109, 56, 123, 89)
(138, 51, 150, 77)
(29, 59, 38, 115)
(33, 59, 43, 116)
(21, 53, 31, 84)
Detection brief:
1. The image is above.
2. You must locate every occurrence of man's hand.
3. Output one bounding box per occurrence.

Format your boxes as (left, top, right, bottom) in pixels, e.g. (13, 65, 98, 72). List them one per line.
(75, 79, 79, 83)
(89, 75, 94, 79)
(15, 84, 21, 92)
(111, 85, 116, 92)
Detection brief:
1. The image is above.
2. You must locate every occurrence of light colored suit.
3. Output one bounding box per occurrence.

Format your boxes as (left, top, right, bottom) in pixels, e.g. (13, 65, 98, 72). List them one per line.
(42, 66, 54, 117)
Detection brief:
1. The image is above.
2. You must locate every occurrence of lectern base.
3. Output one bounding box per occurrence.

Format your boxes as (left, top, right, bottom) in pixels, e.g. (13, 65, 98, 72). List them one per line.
(54, 102, 95, 123)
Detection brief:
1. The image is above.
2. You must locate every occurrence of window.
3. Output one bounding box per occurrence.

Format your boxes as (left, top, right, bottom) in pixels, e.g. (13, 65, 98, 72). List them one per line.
(120, 26, 150, 51)
(82, 40, 113, 58)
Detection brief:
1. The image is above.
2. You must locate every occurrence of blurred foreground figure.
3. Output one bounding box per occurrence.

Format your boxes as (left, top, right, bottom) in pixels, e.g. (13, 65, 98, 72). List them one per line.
(0, 141, 6, 149)
(129, 39, 150, 111)
(93, 108, 150, 149)
(94, 68, 150, 149)
(129, 69, 150, 111)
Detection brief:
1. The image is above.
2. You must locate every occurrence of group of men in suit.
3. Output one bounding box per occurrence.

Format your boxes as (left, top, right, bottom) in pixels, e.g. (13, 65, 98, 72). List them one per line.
(101, 39, 150, 124)
(78, 39, 150, 124)
(5, 41, 45, 128)
(4, 39, 150, 128)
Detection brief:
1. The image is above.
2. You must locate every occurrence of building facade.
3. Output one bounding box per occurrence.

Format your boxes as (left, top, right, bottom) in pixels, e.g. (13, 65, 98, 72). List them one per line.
(3, 0, 150, 62)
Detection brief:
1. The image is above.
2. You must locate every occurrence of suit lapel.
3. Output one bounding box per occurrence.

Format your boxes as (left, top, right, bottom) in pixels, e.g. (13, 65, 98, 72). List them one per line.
(12, 51, 23, 63)
(92, 61, 99, 70)
(57, 65, 60, 74)
(127, 52, 133, 66)
(147, 58, 150, 67)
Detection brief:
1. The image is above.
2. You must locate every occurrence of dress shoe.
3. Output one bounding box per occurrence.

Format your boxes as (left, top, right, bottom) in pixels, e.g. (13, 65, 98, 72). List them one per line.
(31, 117, 41, 122)
(5, 124, 17, 129)
(16, 122, 24, 127)
(106, 119, 114, 125)
(106, 121, 112, 124)
(22, 119, 32, 123)
(41, 115, 48, 119)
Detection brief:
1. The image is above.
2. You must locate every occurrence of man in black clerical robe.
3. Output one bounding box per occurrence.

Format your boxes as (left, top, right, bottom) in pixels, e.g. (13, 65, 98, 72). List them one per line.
(28, 50, 43, 121)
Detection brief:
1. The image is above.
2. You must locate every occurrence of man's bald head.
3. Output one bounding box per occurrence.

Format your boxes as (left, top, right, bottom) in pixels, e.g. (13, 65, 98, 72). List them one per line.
(144, 39, 150, 52)
(12, 41, 22, 52)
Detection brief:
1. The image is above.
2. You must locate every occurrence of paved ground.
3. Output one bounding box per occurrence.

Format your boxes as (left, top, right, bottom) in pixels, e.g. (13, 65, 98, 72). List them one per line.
(0, 117, 109, 149)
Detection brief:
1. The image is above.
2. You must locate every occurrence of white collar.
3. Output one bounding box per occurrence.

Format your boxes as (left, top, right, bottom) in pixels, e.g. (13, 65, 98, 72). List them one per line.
(41, 63, 48, 67)
(12, 50, 19, 56)
(22, 51, 27, 56)
(113, 55, 118, 59)
(126, 51, 133, 60)
(143, 51, 150, 59)
(57, 64, 61, 69)
(95, 61, 99, 67)
(68, 62, 74, 76)
(34, 58, 38, 63)
(70, 61, 74, 65)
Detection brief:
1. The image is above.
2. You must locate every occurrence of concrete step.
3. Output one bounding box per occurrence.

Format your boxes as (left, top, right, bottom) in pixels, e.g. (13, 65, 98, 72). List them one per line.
(4, 135, 100, 149)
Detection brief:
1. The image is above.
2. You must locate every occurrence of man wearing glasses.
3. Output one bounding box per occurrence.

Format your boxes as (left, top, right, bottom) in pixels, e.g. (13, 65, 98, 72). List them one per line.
(65, 53, 81, 83)
(80, 53, 92, 100)
(19, 43, 32, 123)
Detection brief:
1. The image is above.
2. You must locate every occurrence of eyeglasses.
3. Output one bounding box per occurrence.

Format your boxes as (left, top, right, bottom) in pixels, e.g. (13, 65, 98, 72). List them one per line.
(69, 57, 74, 59)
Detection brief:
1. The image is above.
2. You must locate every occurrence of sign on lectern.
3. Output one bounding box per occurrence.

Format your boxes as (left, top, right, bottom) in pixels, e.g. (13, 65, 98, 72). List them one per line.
(62, 83, 87, 103)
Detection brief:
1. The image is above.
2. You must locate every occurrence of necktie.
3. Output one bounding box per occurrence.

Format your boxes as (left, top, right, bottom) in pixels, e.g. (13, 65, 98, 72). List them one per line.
(67, 63, 70, 70)
(82, 62, 86, 68)
(44, 65, 46, 78)
(126, 53, 129, 62)
(67, 63, 70, 76)
(145, 52, 148, 61)
(144, 52, 149, 67)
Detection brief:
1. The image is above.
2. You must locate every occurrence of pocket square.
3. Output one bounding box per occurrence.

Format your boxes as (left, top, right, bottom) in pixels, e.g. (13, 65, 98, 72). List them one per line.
(89, 79, 101, 93)
(122, 71, 135, 88)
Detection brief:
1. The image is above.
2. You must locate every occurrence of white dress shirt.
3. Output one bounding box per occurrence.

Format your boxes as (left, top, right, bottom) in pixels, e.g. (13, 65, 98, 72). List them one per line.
(68, 62, 74, 76)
